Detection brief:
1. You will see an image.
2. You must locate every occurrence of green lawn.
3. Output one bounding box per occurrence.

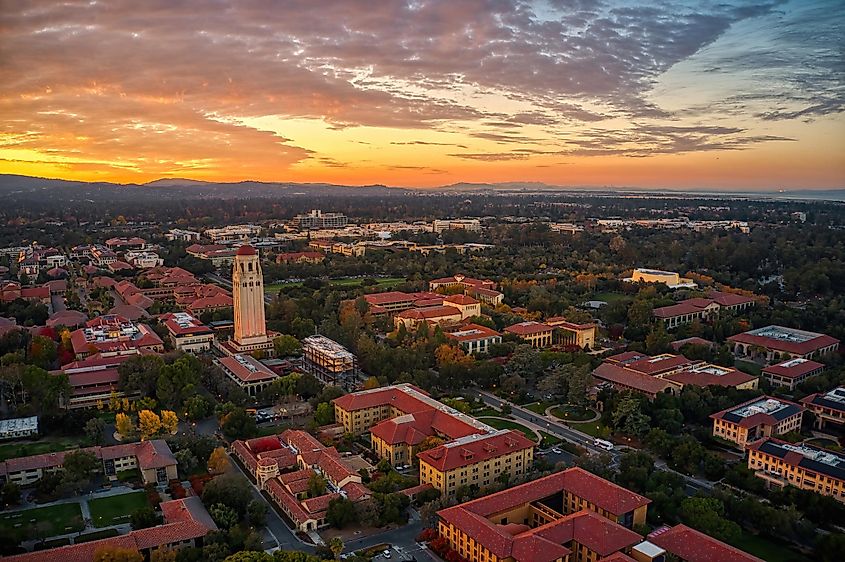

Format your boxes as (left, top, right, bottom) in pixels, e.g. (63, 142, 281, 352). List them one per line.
(732, 533, 810, 562)
(591, 292, 632, 304)
(266, 276, 406, 293)
(523, 401, 554, 415)
(734, 360, 763, 377)
(477, 417, 538, 441)
(550, 405, 596, 422)
(0, 438, 88, 462)
(87, 491, 149, 528)
(539, 431, 562, 448)
(471, 406, 501, 417)
(566, 421, 612, 439)
(0, 503, 84, 541)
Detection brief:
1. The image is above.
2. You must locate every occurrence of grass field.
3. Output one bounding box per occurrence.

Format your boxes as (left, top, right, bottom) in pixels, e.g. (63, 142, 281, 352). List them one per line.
(88, 491, 149, 528)
(523, 401, 554, 415)
(0, 503, 84, 541)
(266, 276, 406, 293)
(734, 360, 763, 376)
(477, 417, 538, 440)
(550, 405, 596, 422)
(0, 438, 87, 462)
(567, 421, 612, 439)
(471, 406, 501, 417)
(539, 431, 562, 448)
(590, 292, 632, 304)
(732, 533, 810, 562)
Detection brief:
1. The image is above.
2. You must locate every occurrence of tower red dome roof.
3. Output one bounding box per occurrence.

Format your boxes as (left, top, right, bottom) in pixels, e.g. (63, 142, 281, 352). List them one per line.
(236, 245, 256, 256)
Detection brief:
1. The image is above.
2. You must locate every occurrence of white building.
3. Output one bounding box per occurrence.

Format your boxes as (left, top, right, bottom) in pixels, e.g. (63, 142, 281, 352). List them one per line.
(204, 224, 261, 243)
(0, 417, 38, 440)
(432, 219, 481, 233)
(165, 229, 201, 242)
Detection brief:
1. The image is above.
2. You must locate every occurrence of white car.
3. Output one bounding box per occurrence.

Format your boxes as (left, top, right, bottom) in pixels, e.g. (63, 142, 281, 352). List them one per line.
(383, 549, 392, 559)
(552, 447, 562, 454)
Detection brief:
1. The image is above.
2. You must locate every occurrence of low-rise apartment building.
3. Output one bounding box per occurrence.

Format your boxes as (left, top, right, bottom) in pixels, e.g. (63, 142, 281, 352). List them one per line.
(436, 467, 651, 562)
(763, 358, 825, 390)
(653, 291, 755, 329)
(53, 350, 149, 409)
(161, 312, 214, 352)
(800, 387, 845, 430)
(710, 396, 804, 449)
(747, 438, 845, 502)
(0, 439, 177, 487)
(728, 325, 839, 364)
(446, 323, 502, 354)
(504, 321, 554, 348)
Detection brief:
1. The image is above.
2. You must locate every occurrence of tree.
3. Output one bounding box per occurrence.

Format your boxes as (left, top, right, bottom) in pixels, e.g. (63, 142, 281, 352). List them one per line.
(221, 408, 257, 440)
(611, 396, 651, 437)
(504, 345, 543, 382)
(27, 335, 57, 369)
(160, 410, 179, 434)
(815, 532, 845, 562)
(314, 402, 334, 425)
(85, 417, 107, 445)
(130, 506, 159, 530)
(116, 412, 135, 439)
(61, 449, 99, 492)
(174, 449, 198, 476)
(184, 394, 212, 421)
(326, 497, 356, 529)
(139, 409, 162, 440)
(1, 482, 20, 507)
(499, 373, 526, 397)
(209, 502, 239, 530)
(295, 373, 322, 398)
(93, 546, 144, 562)
(150, 549, 178, 562)
(679, 497, 741, 544)
(201, 474, 251, 517)
(328, 537, 344, 559)
(565, 364, 592, 407)
(273, 334, 301, 357)
(118, 355, 164, 397)
(208, 446, 230, 474)
(307, 473, 327, 498)
(247, 499, 267, 527)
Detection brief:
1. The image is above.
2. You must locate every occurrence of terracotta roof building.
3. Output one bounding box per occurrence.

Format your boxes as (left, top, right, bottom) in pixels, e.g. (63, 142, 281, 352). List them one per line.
(653, 290, 755, 329)
(728, 325, 839, 364)
(216, 354, 278, 396)
(763, 358, 825, 391)
(504, 321, 553, 348)
(436, 468, 651, 562)
(446, 323, 502, 354)
(710, 396, 804, 449)
(69, 315, 164, 359)
(800, 387, 845, 431)
(747, 438, 845, 502)
(647, 524, 764, 562)
(5, 496, 215, 562)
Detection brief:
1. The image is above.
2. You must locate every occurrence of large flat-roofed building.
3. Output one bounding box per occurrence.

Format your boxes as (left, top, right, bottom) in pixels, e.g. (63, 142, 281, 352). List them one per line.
(728, 325, 839, 364)
(662, 363, 758, 391)
(432, 219, 481, 233)
(446, 323, 502, 354)
(546, 317, 597, 350)
(763, 358, 825, 390)
(710, 396, 804, 449)
(394, 305, 464, 331)
(69, 314, 164, 359)
(301, 334, 358, 387)
(204, 224, 261, 243)
(625, 268, 697, 289)
(0, 439, 177, 487)
(747, 438, 845, 502)
(504, 321, 553, 348)
(436, 467, 651, 562)
(801, 387, 845, 429)
(216, 354, 279, 396)
(362, 291, 443, 315)
(0, 417, 38, 440)
(161, 312, 214, 352)
(293, 209, 348, 229)
(647, 524, 764, 562)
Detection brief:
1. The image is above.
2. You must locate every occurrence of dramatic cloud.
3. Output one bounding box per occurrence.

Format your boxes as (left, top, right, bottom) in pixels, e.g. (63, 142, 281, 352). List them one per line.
(0, 0, 841, 187)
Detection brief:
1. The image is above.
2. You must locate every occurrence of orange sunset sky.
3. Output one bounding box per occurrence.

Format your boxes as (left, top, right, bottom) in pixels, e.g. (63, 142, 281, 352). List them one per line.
(1, 0, 843, 190)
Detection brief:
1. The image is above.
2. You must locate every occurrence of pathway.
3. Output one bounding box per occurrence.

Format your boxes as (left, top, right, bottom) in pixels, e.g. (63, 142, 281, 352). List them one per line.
(544, 404, 600, 423)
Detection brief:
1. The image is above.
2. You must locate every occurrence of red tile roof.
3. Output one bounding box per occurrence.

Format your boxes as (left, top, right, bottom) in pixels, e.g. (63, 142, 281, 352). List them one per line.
(648, 525, 764, 562)
(708, 290, 756, 307)
(396, 305, 462, 320)
(504, 321, 552, 336)
(663, 364, 757, 389)
(728, 327, 839, 356)
(443, 294, 479, 306)
(332, 384, 431, 412)
(364, 291, 416, 306)
(623, 354, 692, 375)
(763, 358, 825, 379)
(418, 430, 534, 472)
(218, 355, 278, 383)
(446, 323, 502, 342)
(592, 362, 674, 396)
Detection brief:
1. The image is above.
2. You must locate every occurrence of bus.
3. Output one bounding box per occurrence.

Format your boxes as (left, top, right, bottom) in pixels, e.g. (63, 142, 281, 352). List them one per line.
(593, 438, 614, 451)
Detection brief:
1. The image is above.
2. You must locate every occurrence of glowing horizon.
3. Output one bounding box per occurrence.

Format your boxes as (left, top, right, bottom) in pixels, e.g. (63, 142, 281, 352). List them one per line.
(1, 1, 843, 190)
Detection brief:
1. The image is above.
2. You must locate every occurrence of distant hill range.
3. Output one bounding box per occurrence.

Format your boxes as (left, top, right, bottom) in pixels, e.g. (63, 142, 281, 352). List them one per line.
(0, 173, 843, 202)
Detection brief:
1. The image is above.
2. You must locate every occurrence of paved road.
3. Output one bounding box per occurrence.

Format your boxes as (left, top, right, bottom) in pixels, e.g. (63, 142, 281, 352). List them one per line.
(468, 388, 716, 493)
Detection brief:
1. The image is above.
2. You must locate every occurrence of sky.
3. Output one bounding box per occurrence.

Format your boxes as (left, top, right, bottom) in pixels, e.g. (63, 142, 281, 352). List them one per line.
(1, 0, 843, 190)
